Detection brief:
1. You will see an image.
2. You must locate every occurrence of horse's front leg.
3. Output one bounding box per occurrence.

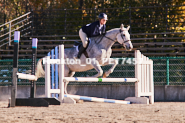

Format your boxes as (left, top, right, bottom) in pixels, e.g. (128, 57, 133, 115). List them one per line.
(102, 58, 118, 78)
(91, 60, 103, 78)
(64, 71, 75, 94)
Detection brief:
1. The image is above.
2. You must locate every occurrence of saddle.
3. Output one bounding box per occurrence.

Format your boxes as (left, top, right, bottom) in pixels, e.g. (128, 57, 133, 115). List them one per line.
(73, 41, 89, 58)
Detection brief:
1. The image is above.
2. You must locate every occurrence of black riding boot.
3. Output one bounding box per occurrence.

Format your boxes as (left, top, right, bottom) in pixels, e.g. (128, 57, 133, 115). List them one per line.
(77, 46, 86, 59)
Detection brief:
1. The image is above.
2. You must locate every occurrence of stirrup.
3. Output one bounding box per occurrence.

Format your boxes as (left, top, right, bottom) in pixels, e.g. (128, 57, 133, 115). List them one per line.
(73, 56, 77, 60)
(73, 56, 78, 60)
(73, 54, 79, 60)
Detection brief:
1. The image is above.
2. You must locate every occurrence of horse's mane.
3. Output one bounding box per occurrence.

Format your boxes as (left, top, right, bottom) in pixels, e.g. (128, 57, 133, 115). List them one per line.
(90, 35, 104, 43)
(106, 28, 120, 33)
(89, 27, 127, 43)
(90, 28, 120, 42)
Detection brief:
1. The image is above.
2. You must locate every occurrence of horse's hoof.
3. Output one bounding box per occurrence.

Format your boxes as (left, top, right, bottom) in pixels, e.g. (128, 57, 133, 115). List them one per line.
(75, 99, 84, 103)
(103, 73, 107, 78)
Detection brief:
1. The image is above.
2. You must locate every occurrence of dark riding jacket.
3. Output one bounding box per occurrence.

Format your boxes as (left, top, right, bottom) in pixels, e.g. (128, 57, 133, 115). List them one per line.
(81, 21, 106, 38)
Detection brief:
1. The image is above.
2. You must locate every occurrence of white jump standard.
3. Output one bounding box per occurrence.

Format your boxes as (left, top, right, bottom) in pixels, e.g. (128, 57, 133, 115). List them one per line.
(44, 44, 154, 104)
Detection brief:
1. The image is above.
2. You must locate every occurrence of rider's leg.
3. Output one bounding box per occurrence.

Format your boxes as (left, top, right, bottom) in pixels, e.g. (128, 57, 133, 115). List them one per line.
(75, 29, 88, 59)
(77, 46, 85, 58)
(79, 29, 88, 48)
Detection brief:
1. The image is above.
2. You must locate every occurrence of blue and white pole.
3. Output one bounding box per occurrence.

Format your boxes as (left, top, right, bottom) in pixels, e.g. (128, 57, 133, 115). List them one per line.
(65, 94, 131, 104)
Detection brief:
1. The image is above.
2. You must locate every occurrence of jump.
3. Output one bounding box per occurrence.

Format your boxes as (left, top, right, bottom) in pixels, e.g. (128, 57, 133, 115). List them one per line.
(35, 24, 133, 94)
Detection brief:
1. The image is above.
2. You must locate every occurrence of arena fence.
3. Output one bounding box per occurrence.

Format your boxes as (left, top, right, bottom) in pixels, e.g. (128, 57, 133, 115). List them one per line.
(0, 57, 185, 86)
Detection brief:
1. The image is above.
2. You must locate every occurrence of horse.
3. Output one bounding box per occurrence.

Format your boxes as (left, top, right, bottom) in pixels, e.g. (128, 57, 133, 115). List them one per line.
(35, 24, 133, 94)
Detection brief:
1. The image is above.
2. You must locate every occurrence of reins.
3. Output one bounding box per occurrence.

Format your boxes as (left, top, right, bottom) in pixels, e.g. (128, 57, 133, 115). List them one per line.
(103, 29, 131, 44)
(96, 29, 131, 45)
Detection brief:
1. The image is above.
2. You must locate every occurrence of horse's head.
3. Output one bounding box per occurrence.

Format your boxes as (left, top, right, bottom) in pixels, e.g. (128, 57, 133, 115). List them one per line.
(116, 24, 133, 51)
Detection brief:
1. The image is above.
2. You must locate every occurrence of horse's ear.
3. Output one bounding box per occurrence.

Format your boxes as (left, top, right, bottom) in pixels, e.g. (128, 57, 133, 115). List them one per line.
(120, 24, 124, 29)
(127, 26, 130, 30)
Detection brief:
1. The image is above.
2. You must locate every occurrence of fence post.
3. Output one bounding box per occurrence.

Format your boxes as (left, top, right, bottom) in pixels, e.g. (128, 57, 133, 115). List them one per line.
(9, 22, 11, 45)
(31, 9, 34, 37)
(64, 9, 67, 35)
(165, 4, 168, 32)
(94, 7, 96, 21)
(129, 6, 132, 34)
(166, 58, 169, 85)
(164, 4, 168, 43)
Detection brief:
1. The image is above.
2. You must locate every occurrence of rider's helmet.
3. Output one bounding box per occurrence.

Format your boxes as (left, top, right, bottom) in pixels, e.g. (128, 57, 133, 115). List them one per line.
(98, 13, 108, 20)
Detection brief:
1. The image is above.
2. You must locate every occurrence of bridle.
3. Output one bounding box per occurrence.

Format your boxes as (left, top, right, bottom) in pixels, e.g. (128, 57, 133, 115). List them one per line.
(104, 29, 131, 44)
(119, 29, 131, 44)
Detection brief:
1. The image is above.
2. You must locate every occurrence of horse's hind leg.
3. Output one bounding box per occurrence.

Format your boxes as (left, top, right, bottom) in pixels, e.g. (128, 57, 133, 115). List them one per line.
(102, 58, 118, 78)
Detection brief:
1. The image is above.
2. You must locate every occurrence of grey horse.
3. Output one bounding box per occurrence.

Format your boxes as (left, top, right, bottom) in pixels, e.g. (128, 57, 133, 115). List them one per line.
(35, 24, 133, 93)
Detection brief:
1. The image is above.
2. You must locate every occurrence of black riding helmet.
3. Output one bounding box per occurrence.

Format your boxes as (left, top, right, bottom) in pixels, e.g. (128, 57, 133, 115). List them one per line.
(98, 13, 108, 20)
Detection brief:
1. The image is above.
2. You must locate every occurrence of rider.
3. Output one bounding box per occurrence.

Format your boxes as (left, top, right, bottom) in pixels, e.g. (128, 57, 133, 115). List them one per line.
(74, 13, 108, 59)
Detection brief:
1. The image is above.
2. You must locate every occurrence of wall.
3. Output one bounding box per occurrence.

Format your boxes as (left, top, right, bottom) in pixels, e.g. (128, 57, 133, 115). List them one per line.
(1, 85, 185, 102)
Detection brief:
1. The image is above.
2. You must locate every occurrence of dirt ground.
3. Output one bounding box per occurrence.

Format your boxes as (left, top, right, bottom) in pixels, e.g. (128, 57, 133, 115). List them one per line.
(0, 101, 185, 123)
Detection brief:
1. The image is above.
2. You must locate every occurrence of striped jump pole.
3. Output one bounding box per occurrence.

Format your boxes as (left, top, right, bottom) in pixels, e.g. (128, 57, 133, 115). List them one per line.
(64, 94, 130, 104)
(64, 77, 138, 82)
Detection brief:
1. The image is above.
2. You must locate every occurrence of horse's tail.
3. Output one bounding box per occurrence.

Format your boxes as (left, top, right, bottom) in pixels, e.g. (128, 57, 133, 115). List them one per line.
(35, 57, 45, 78)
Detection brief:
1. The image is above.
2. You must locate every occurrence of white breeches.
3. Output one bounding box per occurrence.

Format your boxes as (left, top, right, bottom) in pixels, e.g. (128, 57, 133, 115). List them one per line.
(79, 28, 88, 48)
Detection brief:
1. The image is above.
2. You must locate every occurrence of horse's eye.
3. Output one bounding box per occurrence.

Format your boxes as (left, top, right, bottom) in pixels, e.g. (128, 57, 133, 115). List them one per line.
(122, 34, 125, 36)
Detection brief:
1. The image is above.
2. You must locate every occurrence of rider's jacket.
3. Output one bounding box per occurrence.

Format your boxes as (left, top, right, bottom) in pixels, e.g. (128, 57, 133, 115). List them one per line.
(81, 21, 106, 38)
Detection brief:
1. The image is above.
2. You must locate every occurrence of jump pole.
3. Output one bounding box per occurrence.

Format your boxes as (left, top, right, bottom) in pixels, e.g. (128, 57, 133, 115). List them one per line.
(64, 77, 138, 82)
(64, 94, 130, 104)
